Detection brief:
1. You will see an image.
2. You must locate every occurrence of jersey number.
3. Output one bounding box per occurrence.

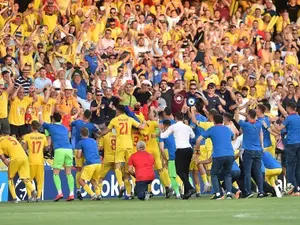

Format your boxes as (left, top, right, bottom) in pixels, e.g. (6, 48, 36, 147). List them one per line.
(8, 137, 17, 145)
(119, 122, 128, 135)
(32, 141, 42, 154)
(111, 139, 116, 151)
(133, 136, 139, 146)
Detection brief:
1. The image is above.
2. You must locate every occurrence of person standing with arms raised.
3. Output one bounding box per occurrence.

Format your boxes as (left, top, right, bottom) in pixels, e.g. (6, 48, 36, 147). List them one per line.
(160, 112, 195, 199)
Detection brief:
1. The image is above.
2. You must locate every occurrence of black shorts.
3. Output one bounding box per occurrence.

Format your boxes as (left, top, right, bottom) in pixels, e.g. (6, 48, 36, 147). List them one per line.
(10, 124, 28, 138)
(0, 118, 10, 133)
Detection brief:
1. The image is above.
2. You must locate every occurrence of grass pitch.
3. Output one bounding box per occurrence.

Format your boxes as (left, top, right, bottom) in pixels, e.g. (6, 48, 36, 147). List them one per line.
(0, 196, 299, 225)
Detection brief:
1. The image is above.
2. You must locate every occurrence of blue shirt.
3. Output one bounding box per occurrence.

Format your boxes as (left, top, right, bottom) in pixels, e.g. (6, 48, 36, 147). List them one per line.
(257, 116, 272, 148)
(34, 77, 52, 91)
(72, 80, 87, 99)
(239, 120, 263, 151)
(232, 161, 240, 171)
(42, 123, 72, 150)
(71, 120, 98, 148)
(262, 152, 281, 169)
(202, 125, 234, 157)
(190, 114, 207, 146)
(159, 135, 176, 160)
(282, 114, 300, 144)
(152, 66, 168, 84)
(84, 55, 98, 74)
(77, 138, 101, 165)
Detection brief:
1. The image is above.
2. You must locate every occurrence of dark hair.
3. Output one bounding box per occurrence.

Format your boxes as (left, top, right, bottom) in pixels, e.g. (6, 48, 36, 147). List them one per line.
(262, 102, 271, 111)
(31, 120, 40, 131)
(174, 112, 184, 121)
(248, 109, 256, 119)
(257, 104, 266, 114)
(164, 107, 172, 116)
(162, 119, 171, 126)
(226, 76, 234, 81)
(80, 127, 89, 137)
(2, 70, 10, 76)
(223, 112, 233, 121)
(116, 104, 126, 113)
(242, 87, 249, 91)
(209, 109, 219, 116)
(83, 109, 92, 119)
(195, 102, 204, 113)
(213, 114, 223, 124)
(287, 102, 297, 111)
(52, 112, 62, 123)
(276, 83, 283, 88)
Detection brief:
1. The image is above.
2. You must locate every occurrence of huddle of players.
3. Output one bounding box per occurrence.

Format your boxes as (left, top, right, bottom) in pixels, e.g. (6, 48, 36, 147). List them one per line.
(0, 101, 284, 202)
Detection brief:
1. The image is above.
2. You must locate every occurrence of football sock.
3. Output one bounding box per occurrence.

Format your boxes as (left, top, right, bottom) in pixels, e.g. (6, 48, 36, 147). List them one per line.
(36, 178, 43, 199)
(207, 175, 211, 184)
(98, 183, 103, 195)
(75, 171, 81, 190)
(124, 179, 132, 196)
(95, 183, 101, 196)
(115, 168, 124, 187)
(24, 180, 34, 197)
(131, 176, 136, 187)
(8, 179, 17, 199)
(195, 184, 201, 194)
(232, 181, 239, 189)
(189, 177, 193, 186)
(148, 184, 151, 192)
(53, 174, 62, 194)
(170, 177, 180, 196)
(66, 174, 74, 196)
(83, 184, 95, 196)
(159, 169, 170, 187)
(201, 174, 208, 184)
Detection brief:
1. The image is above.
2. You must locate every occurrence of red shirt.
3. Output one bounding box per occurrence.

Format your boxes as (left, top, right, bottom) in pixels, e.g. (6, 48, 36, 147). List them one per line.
(128, 151, 155, 182)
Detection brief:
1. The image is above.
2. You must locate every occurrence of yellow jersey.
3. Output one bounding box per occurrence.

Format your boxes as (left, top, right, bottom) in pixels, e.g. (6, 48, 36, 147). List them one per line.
(203, 74, 220, 89)
(23, 132, 48, 165)
(30, 95, 44, 123)
(42, 98, 57, 123)
(0, 91, 8, 119)
(107, 114, 140, 150)
(197, 121, 213, 151)
(143, 121, 159, 153)
(0, 136, 27, 160)
(131, 128, 142, 150)
(8, 96, 33, 126)
(98, 132, 116, 163)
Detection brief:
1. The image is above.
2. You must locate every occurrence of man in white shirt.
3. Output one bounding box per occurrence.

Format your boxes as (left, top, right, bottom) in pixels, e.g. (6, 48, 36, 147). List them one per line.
(160, 112, 196, 199)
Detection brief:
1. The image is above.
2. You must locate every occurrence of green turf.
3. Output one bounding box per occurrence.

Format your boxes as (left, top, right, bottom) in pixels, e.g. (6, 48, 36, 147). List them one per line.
(0, 196, 299, 225)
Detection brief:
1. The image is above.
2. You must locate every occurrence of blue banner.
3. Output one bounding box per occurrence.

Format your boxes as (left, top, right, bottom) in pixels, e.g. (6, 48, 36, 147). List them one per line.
(0, 172, 8, 202)
(43, 170, 165, 200)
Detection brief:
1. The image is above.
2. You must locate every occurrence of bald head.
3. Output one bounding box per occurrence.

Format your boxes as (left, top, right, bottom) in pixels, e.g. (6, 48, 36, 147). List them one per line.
(136, 141, 146, 151)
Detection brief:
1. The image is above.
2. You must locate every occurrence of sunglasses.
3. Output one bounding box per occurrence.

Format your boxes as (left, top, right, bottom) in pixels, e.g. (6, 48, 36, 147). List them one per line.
(96, 94, 102, 96)
(190, 88, 196, 90)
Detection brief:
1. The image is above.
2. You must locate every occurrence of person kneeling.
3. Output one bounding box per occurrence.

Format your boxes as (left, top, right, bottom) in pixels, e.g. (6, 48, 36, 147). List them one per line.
(128, 141, 155, 201)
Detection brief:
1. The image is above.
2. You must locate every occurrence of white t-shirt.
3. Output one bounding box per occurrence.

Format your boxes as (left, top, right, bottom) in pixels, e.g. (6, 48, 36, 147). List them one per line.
(53, 79, 72, 90)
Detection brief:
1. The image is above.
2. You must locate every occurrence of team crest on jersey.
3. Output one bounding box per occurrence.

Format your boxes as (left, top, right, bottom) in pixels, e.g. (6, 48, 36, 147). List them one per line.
(174, 94, 184, 104)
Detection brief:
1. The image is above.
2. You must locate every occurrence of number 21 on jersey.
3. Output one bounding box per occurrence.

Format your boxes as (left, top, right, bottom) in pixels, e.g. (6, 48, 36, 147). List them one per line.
(119, 122, 128, 135)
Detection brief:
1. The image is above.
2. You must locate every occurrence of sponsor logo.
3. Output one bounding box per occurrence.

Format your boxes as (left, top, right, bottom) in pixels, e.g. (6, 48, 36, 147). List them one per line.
(0, 172, 8, 202)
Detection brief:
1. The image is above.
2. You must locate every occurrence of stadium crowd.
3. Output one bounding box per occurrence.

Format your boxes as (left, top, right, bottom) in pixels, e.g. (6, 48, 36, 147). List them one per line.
(0, 0, 300, 202)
